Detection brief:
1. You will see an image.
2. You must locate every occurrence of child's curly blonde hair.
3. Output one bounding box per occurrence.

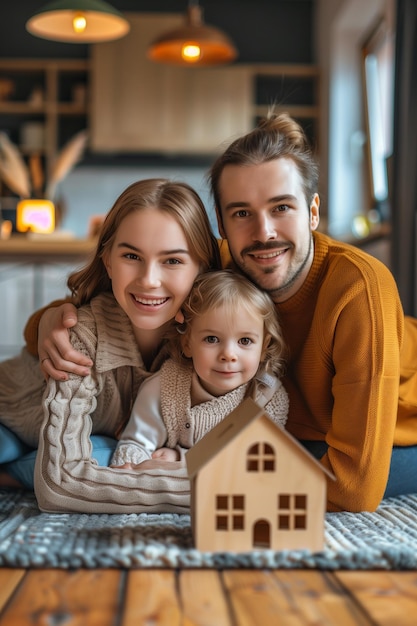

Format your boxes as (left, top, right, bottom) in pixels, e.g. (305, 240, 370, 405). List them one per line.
(169, 270, 287, 388)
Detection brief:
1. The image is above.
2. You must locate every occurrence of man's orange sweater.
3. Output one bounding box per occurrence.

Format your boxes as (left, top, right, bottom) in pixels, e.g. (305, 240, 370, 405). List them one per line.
(276, 232, 417, 512)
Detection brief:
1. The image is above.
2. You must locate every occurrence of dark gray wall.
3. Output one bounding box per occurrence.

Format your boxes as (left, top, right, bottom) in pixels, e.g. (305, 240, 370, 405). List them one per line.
(0, 1, 315, 64)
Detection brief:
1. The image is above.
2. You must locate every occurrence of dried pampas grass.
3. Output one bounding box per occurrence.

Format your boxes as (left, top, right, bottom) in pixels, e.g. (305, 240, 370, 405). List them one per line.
(0, 132, 31, 198)
(0, 130, 88, 202)
(46, 130, 88, 200)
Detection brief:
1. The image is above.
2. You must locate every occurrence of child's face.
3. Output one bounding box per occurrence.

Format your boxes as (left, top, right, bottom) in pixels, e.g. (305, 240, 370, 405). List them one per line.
(104, 208, 200, 339)
(182, 305, 265, 397)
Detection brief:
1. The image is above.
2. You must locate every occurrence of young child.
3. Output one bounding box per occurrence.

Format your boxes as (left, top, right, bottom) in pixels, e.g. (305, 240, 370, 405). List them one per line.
(110, 269, 289, 469)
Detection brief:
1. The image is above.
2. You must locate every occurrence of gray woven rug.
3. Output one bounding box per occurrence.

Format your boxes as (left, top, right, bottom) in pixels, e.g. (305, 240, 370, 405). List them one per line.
(1, 488, 417, 569)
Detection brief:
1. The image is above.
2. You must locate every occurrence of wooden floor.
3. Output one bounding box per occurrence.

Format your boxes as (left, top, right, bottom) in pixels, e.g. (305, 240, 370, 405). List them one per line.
(1, 568, 417, 625)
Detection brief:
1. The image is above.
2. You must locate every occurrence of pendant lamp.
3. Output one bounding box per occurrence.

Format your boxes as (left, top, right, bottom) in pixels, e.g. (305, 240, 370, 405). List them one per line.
(26, 0, 130, 43)
(147, 2, 237, 67)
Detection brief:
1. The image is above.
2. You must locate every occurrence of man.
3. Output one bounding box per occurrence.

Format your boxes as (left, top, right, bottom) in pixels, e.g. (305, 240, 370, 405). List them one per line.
(18, 114, 417, 511)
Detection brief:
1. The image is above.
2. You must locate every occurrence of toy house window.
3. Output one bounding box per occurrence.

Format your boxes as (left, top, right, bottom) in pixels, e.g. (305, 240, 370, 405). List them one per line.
(215, 494, 245, 531)
(277, 494, 308, 530)
(246, 443, 275, 472)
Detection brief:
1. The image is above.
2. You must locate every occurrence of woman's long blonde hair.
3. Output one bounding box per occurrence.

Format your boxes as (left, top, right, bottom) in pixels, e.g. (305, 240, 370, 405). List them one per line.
(171, 269, 287, 387)
(67, 178, 221, 306)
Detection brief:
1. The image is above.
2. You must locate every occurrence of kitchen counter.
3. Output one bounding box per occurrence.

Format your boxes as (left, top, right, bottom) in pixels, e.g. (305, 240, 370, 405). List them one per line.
(0, 236, 96, 262)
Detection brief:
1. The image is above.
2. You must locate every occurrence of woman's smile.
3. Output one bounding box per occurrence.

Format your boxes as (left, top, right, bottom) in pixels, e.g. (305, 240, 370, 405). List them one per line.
(131, 294, 169, 307)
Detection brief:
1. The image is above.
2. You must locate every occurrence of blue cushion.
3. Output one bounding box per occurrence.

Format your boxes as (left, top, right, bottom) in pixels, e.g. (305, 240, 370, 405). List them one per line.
(4, 449, 37, 489)
(3, 434, 118, 490)
(90, 435, 118, 466)
(0, 424, 32, 463)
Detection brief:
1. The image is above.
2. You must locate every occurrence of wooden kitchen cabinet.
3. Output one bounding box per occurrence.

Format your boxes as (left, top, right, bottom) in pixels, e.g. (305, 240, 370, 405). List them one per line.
(90, 14, 252, 155)
(0, 58, 89, 181)
(91, 13, 320, 155)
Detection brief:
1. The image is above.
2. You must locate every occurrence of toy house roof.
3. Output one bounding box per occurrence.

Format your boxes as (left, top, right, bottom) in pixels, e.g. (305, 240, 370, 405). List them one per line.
(186, 397, 335, 481)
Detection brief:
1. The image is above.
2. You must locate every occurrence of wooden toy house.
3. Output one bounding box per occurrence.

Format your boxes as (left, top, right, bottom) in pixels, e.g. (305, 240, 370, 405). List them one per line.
(186, 398, 335, 553)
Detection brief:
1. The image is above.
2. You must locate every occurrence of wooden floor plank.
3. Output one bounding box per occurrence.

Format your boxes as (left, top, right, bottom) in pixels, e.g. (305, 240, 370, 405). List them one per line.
(0, 567, 416, 626)
(0, 570, 25, 612)
(223, 569, 303, 625)
(272, 570, 372, 625)
(0, 569, 123, 626)
(121, 569, 181, 626)
(335, 571, 417, 626)
(179, 569, 232, 626)
(223, 570, 376, 626)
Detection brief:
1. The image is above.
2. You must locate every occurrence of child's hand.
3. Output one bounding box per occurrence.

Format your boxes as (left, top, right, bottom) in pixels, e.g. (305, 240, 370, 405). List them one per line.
(111, 449, 180, 470)
(110, 462, 134, 470)
(152, 447, 180, 462)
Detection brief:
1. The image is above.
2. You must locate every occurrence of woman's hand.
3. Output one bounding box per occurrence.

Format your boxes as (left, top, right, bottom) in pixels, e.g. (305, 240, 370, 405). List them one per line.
(39, 303, 93, 381)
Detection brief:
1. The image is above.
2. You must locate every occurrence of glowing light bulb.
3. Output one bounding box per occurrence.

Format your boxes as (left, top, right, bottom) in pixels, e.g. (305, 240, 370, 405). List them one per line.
(73, 13, 87, 34)
(182, 43, 201, 62)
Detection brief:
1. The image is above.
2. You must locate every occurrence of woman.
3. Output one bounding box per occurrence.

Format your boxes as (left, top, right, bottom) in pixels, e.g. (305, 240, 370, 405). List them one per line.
(0, 178, 220, 513)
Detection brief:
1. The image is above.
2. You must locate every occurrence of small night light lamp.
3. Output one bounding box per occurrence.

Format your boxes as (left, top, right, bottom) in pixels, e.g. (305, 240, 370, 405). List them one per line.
(16, 199, 55, 234)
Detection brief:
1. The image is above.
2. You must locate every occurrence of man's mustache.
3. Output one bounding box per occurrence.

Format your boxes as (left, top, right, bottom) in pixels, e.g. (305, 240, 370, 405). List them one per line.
(241, 241, 291, 256)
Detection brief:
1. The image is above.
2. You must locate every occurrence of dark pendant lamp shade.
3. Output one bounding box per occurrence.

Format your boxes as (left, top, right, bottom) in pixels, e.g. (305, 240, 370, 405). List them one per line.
(26, 0, 130, 43)
(147, 4, 238, 67)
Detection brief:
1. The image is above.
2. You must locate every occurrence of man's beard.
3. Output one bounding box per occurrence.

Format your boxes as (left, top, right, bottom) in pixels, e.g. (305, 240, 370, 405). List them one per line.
(236, 235, 313, 301)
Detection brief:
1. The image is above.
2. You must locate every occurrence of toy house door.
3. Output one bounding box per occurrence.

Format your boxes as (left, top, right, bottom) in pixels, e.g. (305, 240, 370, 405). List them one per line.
(253, 519, 271, 548)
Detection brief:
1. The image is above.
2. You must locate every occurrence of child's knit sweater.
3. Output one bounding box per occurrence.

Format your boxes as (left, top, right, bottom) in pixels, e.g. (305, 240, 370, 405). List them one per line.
(111, 359, 289, 466)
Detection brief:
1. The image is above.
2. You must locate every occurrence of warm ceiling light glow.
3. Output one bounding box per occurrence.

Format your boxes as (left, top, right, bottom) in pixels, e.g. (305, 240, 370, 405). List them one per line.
(72, 13, 87, 33)
(148, 3, 237, 67)
(182, 43, 201, 62)
(26, 0, 130, 43)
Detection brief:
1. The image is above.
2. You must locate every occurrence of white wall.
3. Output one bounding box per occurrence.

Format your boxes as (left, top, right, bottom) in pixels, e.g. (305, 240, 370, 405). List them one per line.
(59, 164, 219, 239)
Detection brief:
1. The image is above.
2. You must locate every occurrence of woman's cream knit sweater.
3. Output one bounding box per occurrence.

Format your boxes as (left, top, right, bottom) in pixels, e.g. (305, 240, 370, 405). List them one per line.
(0, 292, 189, 514)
